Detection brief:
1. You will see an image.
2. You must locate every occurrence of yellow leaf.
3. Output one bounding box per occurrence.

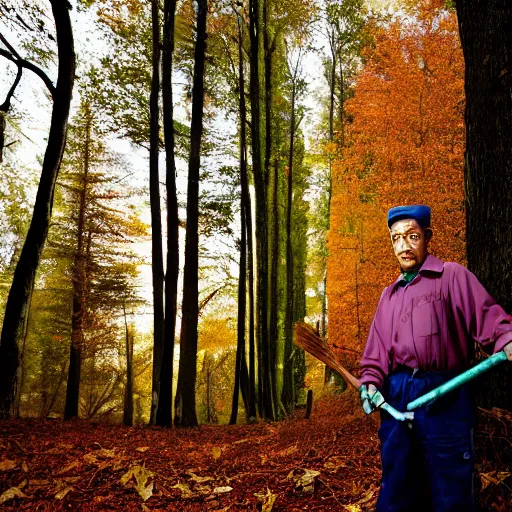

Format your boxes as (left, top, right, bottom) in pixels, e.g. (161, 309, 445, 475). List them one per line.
(120, 464, 154, 502)
(254, 488, 277, 512)
(479, 471, 512, 491)
(343, 505, 362, 512)
(55, 486, 73, 500)
(0, 459, 17, 471)
(188, 472, 212, 483)
(136, 446, 150, 453)
(212, 447, 222, 461)
(213, 486, 233, 493)
(0, 487, 26, 504)
(288, 468, 320, 492)
(172, 482, 194, 498)
(56, 460, 81, 475)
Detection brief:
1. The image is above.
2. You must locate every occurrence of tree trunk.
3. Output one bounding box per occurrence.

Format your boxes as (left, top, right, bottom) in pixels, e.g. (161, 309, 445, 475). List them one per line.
(123, 305, 134, 426)
(230, 197, 246, 425)
(283, 77, 297, 413)
(235, 14, 257, 421)
(0, 0, 75, 419)
(455, 0, 512, 410)
(250, 0, 274, 421)
(156, 0, 179, 428)
(149, 0, 165, 426)
(64, 102, 92, 421)
(174, 0, 207, 428)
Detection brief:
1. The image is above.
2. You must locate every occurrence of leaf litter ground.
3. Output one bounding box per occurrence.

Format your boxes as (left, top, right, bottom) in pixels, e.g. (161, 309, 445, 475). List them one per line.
(0, 393, 511, 511)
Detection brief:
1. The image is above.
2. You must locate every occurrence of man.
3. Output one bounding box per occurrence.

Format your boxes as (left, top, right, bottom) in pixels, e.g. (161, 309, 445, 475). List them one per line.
(359, 204, 512, 512)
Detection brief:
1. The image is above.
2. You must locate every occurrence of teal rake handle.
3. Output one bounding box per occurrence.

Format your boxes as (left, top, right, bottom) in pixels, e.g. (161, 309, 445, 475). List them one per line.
(407, 351, 508, 411)
(361, 386, 415, 421)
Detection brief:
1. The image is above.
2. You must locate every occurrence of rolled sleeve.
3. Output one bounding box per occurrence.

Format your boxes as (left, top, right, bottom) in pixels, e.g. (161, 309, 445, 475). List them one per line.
(450, 264, 512, 353)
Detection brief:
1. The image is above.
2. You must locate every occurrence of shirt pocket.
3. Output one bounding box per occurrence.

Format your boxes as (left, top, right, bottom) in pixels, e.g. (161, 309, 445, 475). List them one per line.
(412, 293, 442, 337)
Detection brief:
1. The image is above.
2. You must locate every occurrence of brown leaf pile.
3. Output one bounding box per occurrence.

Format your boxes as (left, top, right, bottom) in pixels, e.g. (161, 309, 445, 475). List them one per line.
(0, 392, 510, 511)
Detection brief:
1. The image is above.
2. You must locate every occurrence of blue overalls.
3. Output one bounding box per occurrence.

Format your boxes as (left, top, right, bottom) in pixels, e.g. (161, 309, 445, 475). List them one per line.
(376, 368, 475, 512)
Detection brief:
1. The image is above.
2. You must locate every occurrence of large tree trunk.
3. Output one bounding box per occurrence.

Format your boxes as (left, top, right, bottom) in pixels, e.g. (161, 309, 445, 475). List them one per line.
(149, 0, 165, 426)
(64, 102, 92, 421)
(456, 0, 512, 410)
(249, 0, 274, 421)
(174, 0, 207, 428)
(230, 23, 250, 424)
(156, 0, 179, 428)
(235, 14, 257, 421)
(0, 0, 75, 419)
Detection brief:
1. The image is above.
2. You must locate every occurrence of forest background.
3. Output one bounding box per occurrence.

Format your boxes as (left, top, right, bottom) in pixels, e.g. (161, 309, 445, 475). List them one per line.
(0, 0, 509, 431)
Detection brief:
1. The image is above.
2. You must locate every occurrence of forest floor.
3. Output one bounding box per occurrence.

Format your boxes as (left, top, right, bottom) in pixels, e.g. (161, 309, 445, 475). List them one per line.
(1, 392, 511, 511)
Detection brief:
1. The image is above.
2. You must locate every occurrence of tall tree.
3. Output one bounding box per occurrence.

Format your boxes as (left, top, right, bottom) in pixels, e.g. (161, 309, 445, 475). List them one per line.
(156, 0, 179, 428)
(55, 97, 144, 419)
(455, 0, 512, 409)
(148, 0, 165, 425)
(0, 0, 75, 418)
(174, 0, 208, 428)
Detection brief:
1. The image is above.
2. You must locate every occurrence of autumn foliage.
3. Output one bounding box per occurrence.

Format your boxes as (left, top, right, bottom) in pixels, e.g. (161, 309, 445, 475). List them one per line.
(327, 1, 466, 369)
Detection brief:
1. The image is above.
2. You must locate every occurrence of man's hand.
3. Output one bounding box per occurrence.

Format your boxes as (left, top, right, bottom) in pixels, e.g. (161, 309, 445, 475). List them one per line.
(360, 383, 378, 415)
(504, 341, 512, 361)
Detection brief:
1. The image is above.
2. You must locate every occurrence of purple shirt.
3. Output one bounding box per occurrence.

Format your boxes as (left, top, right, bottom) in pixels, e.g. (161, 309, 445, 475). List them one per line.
(360, 254, 512, 388)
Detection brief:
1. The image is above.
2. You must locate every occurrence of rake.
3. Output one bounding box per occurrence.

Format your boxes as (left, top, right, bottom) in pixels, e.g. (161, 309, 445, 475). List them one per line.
(294, 322, 414, 421)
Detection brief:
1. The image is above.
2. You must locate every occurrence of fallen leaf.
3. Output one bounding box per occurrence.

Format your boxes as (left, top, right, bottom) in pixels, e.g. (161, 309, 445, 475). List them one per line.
(21, 462, 29, 473)
(287, 468, 320, 492)
(276, 445, 298, 457)
(172, 482, 194, 498)
(55, 460, 81, 475)
(188, 471, 212, 483)
(95, 448, 116, 459)
(0, 487, 26, 504)
(212, 447, 222, 461)
(213, 486, 233, 493)
(343, 505, 362, 512)
(55, 486, 73, 500)
(83, 453, 98, 464)
(0, 459, 17, 471)
(121, 464, 154, 501)
(480, 471, 512, 491)
(136, 446, 150, 453)
(254, 488, 277, 512)
(29, 479, 51, 487)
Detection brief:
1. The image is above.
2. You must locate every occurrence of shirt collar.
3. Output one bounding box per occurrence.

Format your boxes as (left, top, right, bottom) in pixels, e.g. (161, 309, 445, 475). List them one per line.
(392, 254, 444, 290)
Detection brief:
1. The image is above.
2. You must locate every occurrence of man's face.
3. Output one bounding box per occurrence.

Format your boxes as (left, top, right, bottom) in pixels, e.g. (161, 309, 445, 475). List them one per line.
(389, 219, 430, 272)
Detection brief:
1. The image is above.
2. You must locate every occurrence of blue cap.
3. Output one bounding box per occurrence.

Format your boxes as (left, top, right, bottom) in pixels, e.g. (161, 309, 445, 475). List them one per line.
(387, 205, 431, 228)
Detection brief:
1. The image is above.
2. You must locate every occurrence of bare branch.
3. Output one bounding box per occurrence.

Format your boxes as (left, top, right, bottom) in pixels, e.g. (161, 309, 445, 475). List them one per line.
(0, 34, 56, 99)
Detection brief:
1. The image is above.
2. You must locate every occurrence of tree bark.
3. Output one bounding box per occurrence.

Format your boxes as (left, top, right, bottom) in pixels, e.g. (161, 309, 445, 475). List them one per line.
(64, 101, 92, 421)
(174, 0, 207, 427)
(235, 13, 257, 421)
(283, 75, 297, 413)
(250, 0, 274, 421)
(455, 0, 512, 410)
(156, 0, 179, 428)
(123, 304, 134, 426)
(149, 0, 165, 426)
(0, 0, 75, 419)
(230, 198, 246, 425)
